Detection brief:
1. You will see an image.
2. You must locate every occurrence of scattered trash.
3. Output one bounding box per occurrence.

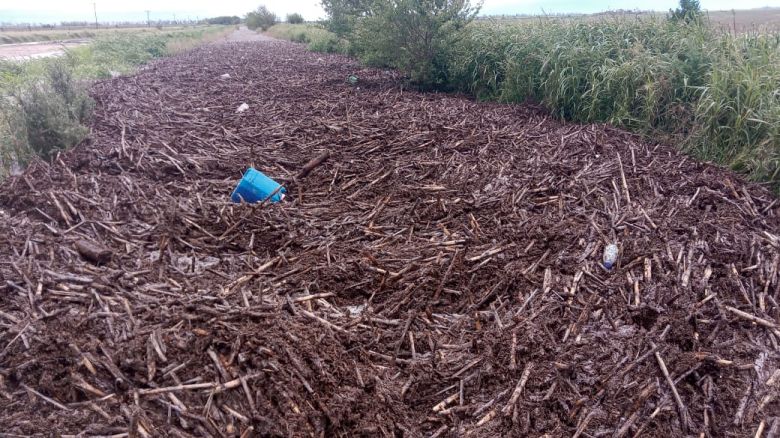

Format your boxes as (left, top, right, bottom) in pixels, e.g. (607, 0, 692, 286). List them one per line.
(603, 243, 619, 269)
(174, 255, 220, 273)
(236, 103, 249, 113)
(9, 161, 23, 176)
(231, 167, 286, 203)
(347, 304, 365, 316)
(220, 73, 231, 79)
(316, 57, 324, 62)
(347, 75, 358, 85)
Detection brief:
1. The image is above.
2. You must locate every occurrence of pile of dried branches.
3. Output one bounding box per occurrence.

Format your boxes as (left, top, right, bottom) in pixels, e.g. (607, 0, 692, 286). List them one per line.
(1, 39, 779, 437)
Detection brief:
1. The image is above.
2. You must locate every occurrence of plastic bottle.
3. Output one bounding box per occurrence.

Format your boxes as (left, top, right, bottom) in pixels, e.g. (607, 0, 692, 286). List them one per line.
(603, 243, 619, 270)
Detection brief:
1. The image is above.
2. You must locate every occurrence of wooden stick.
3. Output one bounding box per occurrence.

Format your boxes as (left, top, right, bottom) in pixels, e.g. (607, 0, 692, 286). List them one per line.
(502, 362, 533, 415)
(432, 393, 458, 412)
(652, 343, 689, 433)
(476, 409, 497, 426)
(293, 292, 335, 302)
(22, 384, 70, 411)
(296, 150, 331, 179)
(298, 309, 348, 334)
(617, 152, 631, 204)
(137, 374, 256, 396)
(724, 306, 779, 329)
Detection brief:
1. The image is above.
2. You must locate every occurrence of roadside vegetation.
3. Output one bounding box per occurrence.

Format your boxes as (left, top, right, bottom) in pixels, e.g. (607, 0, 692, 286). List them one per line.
(266, 23, 347, 53)
(263, 0, 780, 190)
(286, 13, 305, 24)
(246, 6, 278, 31)
(0, 26, 194, 45)
(448, 16, 780, 187)
(0, 26, 234, 176)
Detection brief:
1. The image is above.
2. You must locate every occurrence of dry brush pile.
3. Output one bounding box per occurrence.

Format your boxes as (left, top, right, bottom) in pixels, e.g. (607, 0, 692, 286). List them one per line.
(1, 39, 779, 437)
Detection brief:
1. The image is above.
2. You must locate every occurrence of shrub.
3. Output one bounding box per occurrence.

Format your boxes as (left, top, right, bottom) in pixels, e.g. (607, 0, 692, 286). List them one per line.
(308, 34, 349, 53)
(287, 13, 304, 24)
(207, 16, 241, 25)
(11, 58, 93, 162)
(246, 5, 278, 31)
(669, 0, 702, 23)
(321, 0, 372, 37)
(266, 23, 350, 53)
(290, 32, 310, 43)
(325, 0, 480, 88)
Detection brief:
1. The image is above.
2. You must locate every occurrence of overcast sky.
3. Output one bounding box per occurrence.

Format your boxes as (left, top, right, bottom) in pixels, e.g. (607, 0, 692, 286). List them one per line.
(1, 0, 778, 24)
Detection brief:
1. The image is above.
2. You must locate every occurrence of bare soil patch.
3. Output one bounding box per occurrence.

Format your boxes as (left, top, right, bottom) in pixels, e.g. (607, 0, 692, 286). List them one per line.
(0, 39, 89, 60)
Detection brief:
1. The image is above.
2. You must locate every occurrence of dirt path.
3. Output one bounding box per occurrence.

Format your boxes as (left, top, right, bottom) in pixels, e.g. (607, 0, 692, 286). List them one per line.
(0, 39, 89, 60)
(0, 26, 266, 60)
(0, 40, 778, 436)
(225, 25, 275, 42)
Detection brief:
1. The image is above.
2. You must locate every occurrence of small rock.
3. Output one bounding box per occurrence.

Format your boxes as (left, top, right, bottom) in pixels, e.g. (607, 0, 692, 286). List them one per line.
(220, 73, 231, 79)
(236, 103, 249, 113)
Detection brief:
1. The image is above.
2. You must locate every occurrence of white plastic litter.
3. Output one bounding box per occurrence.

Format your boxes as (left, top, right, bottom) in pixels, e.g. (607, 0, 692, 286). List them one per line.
(347, 304, 366, 317)
(220, 73, 231, 79)
(175, 255, 220, 273)
(603, 243, 619, 270)
(236, 103, 249, 113)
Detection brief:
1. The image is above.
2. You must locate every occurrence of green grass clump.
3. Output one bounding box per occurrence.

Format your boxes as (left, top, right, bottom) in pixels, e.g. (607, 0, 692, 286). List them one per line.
(691, 33, 780, 182)
(266, 23, 349, 53)
(449, 17, 780, 189)
(0, 55, 92, 172)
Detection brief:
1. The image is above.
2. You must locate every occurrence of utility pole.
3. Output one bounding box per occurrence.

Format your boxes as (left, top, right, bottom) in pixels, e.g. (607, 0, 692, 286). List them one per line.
(93, 2, 98, 29)
(145, 10, 151, 28)
(173, 13, 176, 25)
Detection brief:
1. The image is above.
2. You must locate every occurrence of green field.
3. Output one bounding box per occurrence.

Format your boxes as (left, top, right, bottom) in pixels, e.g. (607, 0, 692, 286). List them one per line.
(0, 26, 196, 45)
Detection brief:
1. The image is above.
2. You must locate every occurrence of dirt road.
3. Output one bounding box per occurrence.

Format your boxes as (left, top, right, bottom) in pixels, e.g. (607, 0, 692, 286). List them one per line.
(0, 39, 89, 60)
(0, 37, 778, 436)
(225, 25, 275, 42)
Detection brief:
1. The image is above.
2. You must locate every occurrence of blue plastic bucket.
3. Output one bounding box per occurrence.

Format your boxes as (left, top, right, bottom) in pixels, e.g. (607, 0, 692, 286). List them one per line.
(231, 168, 286, 203)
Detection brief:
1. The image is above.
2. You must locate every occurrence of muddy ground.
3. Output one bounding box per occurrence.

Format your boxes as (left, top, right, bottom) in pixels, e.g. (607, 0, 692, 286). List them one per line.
(0, 37, 779, 437)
